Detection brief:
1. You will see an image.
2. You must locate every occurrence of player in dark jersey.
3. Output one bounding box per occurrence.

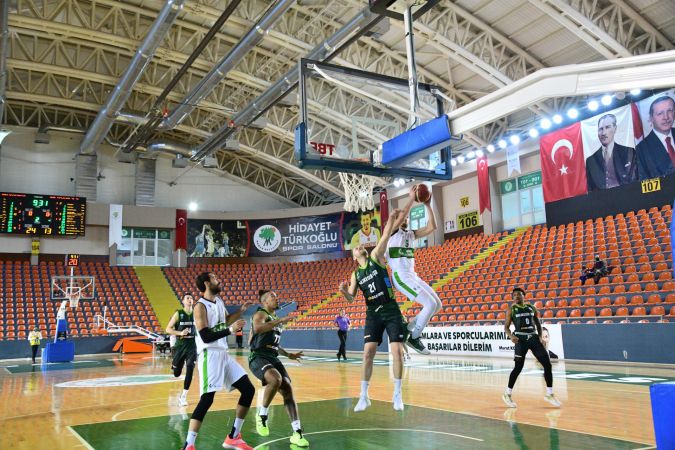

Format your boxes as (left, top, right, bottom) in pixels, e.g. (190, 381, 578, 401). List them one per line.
(339, 208, 407, 413)
(503, 287, 561, 408)
(248, 290, 308, 447)
(166, 293, 197, 407)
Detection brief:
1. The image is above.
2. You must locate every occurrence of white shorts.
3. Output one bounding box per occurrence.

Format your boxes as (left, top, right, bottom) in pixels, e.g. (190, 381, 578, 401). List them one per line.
(392, 271, 434, 302)
(197, 349, 247, 396)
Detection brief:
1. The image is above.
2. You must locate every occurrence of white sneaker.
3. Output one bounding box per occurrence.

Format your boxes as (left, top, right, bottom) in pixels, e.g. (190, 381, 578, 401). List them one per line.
(178, 395, 188, 407)
(354, 396, 371, 412)
(544, 393, 561, 407)
(393, 392, 404, 411)
(502, 392, 517, 408)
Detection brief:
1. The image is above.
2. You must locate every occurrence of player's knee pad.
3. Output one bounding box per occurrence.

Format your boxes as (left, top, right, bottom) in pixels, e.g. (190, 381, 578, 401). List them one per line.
(233, 375, 255, 408)
(191, 392, 215, 422)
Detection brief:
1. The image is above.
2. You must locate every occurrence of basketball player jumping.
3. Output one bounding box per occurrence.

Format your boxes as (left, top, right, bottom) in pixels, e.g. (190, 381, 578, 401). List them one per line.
(248, 290, 309, 447)
(387, 185, 442, 355)
(182, 272, 256, 450)
(166, 293, 197, 407)
(502, 287, 561, 408)
(339, 208, 408, 412)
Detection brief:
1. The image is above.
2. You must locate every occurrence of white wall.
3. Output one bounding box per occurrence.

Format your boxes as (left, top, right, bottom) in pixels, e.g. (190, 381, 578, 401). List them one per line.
(441, 172, 482, 229)
(0, 126, 289, 211)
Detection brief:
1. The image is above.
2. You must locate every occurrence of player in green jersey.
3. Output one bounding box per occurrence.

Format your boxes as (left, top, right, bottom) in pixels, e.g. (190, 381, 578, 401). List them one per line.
(167, 293, 197, 407)
(503, 287, 561, 408)
(339, 208, 407, 413)
(248, 290, 308, 447)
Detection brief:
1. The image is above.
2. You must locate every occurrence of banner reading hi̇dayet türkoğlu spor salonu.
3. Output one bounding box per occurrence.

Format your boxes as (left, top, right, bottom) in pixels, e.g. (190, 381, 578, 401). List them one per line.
(187, 208, 381, 257)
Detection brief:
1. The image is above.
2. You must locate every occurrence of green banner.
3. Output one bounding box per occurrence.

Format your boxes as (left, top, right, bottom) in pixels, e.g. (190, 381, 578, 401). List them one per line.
(133, 229, 156, 239)
(158, 230, 171, 240)
(500, 179, 517, 195)
(410, 205, 426, 220)
(518, 171, 542, 190)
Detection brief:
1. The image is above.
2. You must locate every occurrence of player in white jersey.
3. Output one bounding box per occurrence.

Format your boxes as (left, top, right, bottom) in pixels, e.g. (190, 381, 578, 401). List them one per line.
(181, 272, 255, 450)
(387, 186, 441, 355)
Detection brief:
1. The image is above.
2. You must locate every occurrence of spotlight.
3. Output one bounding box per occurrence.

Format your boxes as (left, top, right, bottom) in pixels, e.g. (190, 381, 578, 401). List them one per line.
(630, 88, 641, 96)
(457, 155, 465, 164)
(509, 135, 520, 145)
(601, 94, 612, 106)
(475, 149, 484, 158)
(466, 151, 475, 159)
(540, 118, 552, 130)
(528, 128, 539, 138)
(567, 108, 579, 119)
(498, 139, 507, 149)
(552, 114, 563, 124)
(188, 202, 198, 212)
(451, 159, 457, 167)
(588, 100, 599, 111)
(487, 144, 495, 153)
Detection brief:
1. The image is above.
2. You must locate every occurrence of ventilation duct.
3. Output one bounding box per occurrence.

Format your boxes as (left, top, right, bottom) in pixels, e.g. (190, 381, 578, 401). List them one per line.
(162, 0, 296, 130)
(79, 0, 186, 155)
(192, 7, 381, 161)
(75, 154, 98, 200)
(135, 157, 157, 207)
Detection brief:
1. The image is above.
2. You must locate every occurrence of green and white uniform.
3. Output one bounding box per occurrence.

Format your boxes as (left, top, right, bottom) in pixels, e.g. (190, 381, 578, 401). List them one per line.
(386, 228, 442, 338)
(194, 296, 246, 395)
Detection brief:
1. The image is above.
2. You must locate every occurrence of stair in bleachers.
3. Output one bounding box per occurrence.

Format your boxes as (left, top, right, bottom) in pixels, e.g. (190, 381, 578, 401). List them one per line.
(135, 266, 180, 329)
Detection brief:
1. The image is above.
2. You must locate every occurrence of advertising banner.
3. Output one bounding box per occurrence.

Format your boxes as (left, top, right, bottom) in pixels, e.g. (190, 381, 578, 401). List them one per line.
(187, 207, 382, 257)
(421, 324, 565, 358)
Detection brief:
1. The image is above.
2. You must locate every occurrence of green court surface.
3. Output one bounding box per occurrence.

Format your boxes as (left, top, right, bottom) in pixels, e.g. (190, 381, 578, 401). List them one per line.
(3, 359, 116, 374)
(70, 399, 647, 450)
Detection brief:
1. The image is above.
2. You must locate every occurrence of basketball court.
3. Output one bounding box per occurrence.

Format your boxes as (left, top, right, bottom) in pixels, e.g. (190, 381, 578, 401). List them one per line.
(1, 351, 662, 449)
(1, 0, 674, 449)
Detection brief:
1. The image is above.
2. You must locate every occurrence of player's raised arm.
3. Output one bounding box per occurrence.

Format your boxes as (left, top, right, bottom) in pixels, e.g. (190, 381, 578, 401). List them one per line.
(226, 300, 253, 325)
(390, 187, 418, 231)
(371, 208, 402, 263)
(414, 201, 437, 239)
(339, 272, 358, 303)
(252, 310, 293, 334)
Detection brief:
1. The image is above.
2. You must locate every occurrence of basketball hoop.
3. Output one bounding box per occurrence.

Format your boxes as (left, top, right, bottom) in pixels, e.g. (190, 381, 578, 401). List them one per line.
(339, 172, 378, 212)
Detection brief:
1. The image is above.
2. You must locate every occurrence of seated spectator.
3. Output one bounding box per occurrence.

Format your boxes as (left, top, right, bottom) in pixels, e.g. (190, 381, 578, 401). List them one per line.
(579, 265, 595, 283)
(592, 255, 609, 283)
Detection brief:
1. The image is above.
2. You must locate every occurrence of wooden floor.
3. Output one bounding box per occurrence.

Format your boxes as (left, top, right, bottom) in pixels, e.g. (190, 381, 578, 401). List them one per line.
(2, 349, 668, 449)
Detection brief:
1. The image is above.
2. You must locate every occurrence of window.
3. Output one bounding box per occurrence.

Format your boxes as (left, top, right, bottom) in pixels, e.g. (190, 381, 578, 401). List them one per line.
(409, 205, 428, 248)
(499, 172, 546, 229)
(117, 228, 172, 266)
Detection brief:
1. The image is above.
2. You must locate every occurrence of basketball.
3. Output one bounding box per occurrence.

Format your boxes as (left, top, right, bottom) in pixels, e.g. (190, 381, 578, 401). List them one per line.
(415, 184, 431, 203)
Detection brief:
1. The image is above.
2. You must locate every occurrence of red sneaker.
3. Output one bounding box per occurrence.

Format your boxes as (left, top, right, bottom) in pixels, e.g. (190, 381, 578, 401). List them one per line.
(222, 434, 253, 450)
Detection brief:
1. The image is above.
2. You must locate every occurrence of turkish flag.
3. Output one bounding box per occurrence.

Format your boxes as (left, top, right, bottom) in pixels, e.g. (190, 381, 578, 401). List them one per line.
(477, 155, 491, 213)
(631, 102, 644, 144)
(540, 122, 587, 203)
(175, 209, 188, 250)
(379, 190, 389, 228)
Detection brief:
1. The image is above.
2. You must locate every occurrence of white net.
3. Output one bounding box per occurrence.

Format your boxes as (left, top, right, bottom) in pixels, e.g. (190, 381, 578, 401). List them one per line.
(66, 288, 81, 309)
(339, 172, 378, 212)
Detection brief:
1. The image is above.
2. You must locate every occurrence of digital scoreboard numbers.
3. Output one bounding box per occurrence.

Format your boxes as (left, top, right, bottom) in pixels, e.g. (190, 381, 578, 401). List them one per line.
(0, 192, 86, 236)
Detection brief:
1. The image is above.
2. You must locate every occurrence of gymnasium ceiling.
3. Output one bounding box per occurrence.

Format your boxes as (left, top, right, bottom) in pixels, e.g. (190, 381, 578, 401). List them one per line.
(2, 0, 675, 207)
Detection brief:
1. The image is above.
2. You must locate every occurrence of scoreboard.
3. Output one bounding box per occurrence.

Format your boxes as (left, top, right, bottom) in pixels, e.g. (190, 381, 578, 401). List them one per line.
(0, 192, 86, 236)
